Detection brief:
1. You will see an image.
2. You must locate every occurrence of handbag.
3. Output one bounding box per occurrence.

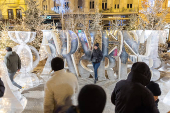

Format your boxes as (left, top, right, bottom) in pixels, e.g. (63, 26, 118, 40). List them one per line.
(92, 57, 97, 62)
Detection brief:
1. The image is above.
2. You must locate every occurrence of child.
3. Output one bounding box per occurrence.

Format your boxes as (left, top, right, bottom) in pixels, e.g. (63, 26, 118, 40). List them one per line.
(146, 81, 161, 108)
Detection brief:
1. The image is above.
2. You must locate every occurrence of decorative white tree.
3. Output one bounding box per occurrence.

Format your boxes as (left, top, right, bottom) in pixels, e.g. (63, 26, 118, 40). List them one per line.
(139, 0, 168, 30)
(89, 6, 103, 31)
(110, 18, 125, 31)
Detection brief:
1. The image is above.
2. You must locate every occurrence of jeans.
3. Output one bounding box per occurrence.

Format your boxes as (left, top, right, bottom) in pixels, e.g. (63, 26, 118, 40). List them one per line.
(8, 72, 22, 89)
(92, 62, 100, 80)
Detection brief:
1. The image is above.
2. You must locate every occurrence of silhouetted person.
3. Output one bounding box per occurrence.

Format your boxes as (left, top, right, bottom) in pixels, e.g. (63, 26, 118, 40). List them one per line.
(111, 62, 159, 113)
(146, 81, 161, 110)
(4, 47, 22, 89)
(67, 84, 106, 113)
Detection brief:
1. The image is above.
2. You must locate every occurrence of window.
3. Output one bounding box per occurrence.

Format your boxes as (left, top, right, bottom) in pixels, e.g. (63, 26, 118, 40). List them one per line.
(42, 0, 47, 11)
(168, 0, 170, 7)
(65, 2, 69, 9)
(8, 9, 14, 19)
(117, 4, 119, 9)
(43, 5, 47, 10)
(115, 4, 116, 9)
(90, 1, 94, 9)
(16, 9, 22, 19)
(130, 4, 132, 8)
(102, 0, 107, 10)
(127, 4, 132, 8)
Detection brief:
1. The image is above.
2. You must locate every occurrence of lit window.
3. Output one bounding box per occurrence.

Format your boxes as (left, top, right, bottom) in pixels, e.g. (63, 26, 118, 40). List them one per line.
(16, 9, 22, 19)
(8, 9, 14, 19)
(65, 2, 69, 9)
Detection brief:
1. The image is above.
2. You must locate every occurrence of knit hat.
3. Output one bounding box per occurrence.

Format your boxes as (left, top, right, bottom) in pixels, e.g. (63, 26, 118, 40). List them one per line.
(128, 62, 151, 86)
(78, 84, 106, 113)
(94, 43, 99, 47)
(146, 81, 161, 96)
(6, 47, 12, 51)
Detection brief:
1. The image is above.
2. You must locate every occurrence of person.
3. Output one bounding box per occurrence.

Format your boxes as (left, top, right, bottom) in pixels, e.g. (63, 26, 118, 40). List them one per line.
(91, 43, 103, 84)
(44, 57, 79, 113)
(146, 81, 161, 109)
(111, 62, 159, 113)
(67, 84, 106, 113)
(4, 47, 22, 89)
(0, 77, 5, 97)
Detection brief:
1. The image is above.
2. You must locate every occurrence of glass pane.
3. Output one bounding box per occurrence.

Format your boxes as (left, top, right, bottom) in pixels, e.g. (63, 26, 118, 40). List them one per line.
(102, 3, 104, 9)
(130, 4, 132, 8)
(90, 2, 91, 9)
(117, 4, 119, 9)
(168, 1, 170, 7)
(92, 1, 94, 9)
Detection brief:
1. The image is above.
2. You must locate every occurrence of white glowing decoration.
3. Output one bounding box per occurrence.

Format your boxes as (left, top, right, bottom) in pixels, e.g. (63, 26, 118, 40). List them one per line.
(0, 62, 27, 112)
(8, 31, 40, 89)
(52, 0, 68, 14)
(40, 30, 56, 75)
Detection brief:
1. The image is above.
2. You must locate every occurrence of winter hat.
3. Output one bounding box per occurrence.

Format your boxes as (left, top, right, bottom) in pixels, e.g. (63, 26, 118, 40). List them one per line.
(146, 81, 161, 96)
(78, 84, 106, 113)
(94, 43, 99, 47)
(6, 47, 12, 51)
(128, 62, 151, 86)
(51, 57, 64, 71)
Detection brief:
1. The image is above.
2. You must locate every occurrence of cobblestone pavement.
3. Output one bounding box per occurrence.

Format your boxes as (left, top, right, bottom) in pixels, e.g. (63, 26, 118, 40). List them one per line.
(22, 78, 170, 113)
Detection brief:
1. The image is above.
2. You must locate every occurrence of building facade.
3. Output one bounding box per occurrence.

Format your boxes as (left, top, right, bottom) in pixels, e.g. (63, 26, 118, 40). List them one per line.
(0, 0, 27, 20)
(0, 0, 170, 29)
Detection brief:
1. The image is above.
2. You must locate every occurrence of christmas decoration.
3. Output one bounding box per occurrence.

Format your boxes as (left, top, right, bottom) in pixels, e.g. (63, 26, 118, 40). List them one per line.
(139, 0, 168, 30)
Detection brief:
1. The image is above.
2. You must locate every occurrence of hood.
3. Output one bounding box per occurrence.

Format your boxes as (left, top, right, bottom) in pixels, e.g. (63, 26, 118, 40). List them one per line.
(6, 51, 17, 57)
(127, 62, 151, 86)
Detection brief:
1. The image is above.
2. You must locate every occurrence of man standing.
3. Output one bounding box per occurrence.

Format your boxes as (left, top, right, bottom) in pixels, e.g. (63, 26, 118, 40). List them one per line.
(4, 47, 22, 89)
(44, 57, 79, 113)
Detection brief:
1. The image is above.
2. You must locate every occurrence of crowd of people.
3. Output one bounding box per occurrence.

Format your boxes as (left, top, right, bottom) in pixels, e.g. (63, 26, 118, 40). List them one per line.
(0, 46, 170, 113)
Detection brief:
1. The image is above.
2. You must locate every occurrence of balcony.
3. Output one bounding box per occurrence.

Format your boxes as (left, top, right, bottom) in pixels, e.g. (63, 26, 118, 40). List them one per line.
(100, 7, 139, 14)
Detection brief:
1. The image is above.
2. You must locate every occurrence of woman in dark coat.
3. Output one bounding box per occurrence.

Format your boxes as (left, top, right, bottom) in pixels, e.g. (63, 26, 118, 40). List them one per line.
(111, 62, 159, 113)
(91, 43, 103, 84)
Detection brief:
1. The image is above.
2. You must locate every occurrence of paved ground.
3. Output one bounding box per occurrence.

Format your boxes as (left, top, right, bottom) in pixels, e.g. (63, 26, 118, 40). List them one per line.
(22, 77, 170, 113)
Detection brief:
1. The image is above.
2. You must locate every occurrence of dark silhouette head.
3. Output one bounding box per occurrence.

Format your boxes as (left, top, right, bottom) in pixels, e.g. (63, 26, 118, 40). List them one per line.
(51, 57, 64, 71)
(78, 84, 106, 113)
(6, 47, 12, 52)
(128, 62, 151, 86)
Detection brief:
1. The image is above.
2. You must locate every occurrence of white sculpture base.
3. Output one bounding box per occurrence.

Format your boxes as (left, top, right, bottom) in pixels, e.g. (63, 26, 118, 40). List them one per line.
(14, 73, 40, 89)
(0, 62, 27, 113)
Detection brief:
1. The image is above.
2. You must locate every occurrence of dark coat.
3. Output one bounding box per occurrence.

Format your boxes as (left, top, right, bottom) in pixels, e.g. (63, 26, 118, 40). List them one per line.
(0, 78, 5, 97)
(111, 71, 159, 113)
(66, 106, 78, 113)
(4, 51, 21, 73)
(91, 48, 103, 63)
